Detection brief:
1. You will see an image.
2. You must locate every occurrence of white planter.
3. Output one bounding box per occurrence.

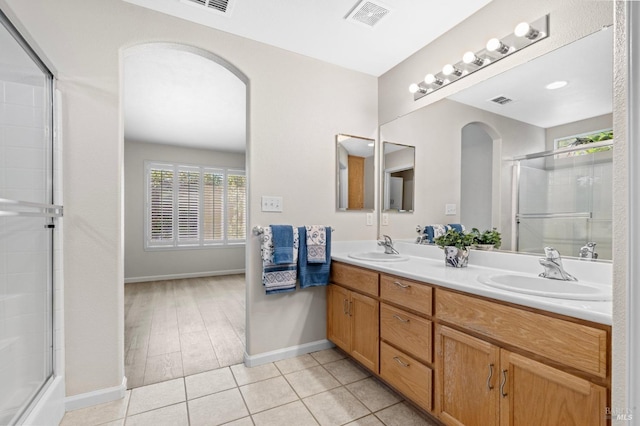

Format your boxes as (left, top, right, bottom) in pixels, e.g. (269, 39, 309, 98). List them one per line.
(444, 246, 469, 268)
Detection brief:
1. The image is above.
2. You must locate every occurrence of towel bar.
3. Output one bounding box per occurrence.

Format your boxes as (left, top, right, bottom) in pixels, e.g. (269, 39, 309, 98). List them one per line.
(252, 225, 334, 236)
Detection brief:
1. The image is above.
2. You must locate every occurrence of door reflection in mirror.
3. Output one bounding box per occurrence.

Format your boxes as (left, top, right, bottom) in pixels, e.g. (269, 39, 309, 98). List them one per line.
(383, 142, 415, 212)
(336, 134, 375, 211)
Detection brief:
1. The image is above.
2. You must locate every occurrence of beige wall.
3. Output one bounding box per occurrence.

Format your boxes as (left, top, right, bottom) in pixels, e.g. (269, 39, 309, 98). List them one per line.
(124, 141, 246, 281)
(0, 0, 378, 397)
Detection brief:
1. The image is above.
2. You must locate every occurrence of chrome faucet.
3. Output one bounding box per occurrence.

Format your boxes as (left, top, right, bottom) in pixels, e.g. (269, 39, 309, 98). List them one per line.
(539, 247, 577, 281)
(378, 235, 400, 254)
(579, 242, 598, 260)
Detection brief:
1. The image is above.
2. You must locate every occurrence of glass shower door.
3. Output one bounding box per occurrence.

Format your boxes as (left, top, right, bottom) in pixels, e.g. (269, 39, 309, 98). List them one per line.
(0, 10, 59, 425)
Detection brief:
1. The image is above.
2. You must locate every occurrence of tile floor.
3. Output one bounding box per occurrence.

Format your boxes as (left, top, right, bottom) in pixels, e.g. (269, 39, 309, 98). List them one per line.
(60, 349, 438, 426)
(124, 275, 246, 388)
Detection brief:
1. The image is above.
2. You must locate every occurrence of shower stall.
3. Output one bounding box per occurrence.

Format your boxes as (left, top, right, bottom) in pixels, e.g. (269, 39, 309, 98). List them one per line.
(514, 141, 613, 260)
(0, 10, 61, 425)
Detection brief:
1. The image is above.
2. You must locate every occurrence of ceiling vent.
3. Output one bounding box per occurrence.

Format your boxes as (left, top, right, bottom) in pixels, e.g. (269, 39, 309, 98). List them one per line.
(346, 0, 391, 28)
(489, 95, 514, 106)
(182, 0, 233, 16)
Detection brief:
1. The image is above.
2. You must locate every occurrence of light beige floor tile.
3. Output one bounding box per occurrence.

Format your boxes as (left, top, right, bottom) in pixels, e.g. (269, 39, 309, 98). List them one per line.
(185, 367, 237, 400)
(310, 348, 346, 365)
(239, 376, 299, 414)
(285, 365, 341, 398)
(125, 402, 188, 426)
(252, 400, 319, 426)
(143, 351, 184, 386)
(323, 359, 370, 385)
(97, 420, 125, 426)
(303, 387, 370, 426)
(374, 402, 437, 426)
(176, 306, 206, 334)
(346, 378, 401, 412)
(188, 388, 249, 426)
(231, 362, 281, 386)
(274, 354, 319, 375)
(344, 414, 384, 426)
(126, 364, 147, 389)
(222, 417, 254, 426)
(60, 392, 130, 426)
(208, 324, 245, 367)
(128, 378, 186, 416)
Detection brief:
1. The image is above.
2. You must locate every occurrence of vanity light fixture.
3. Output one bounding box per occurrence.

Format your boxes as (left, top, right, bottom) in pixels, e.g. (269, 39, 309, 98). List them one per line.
(409, 14, 549, 101)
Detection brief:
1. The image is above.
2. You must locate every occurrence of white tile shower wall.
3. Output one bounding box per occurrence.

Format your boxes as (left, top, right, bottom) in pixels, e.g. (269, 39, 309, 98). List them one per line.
(0, 78, 52, 423)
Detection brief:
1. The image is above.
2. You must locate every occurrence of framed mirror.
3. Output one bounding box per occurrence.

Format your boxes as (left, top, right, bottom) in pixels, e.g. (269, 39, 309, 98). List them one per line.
(379, 27, 613, 259)
(336, 134, 375, 211)
(383, 142, 415, 212)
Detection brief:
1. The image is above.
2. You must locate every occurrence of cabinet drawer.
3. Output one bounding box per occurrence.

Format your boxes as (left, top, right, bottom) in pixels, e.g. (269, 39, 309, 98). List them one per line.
(436, 289, 608, 378)
(381, 303, 432, 364)
(380, 341, 432, 411)
(380, 274, 432, 316)
(330, 262, 379, 297)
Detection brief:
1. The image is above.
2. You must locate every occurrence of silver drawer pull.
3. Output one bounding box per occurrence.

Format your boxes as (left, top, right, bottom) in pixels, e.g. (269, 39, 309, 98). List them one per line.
(393, 314, 409, 323)
(500, 369, 508, 397)
(393, 356, 410, 367)
(393, 281, 410, 289)
(487, 364, 494, 390)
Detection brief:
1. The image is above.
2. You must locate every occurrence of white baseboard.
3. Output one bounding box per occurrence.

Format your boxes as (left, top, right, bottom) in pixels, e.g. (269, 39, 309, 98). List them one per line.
(243, 339, 335, 367)
(22, 375, 65, 426)
(125, 269, 245, 283)
(65, 376, 127, 412)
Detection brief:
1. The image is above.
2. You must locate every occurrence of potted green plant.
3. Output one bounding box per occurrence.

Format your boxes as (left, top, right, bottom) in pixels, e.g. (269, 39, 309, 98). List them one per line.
(434, 228, 474, 267)
(469, 228, 502, 250)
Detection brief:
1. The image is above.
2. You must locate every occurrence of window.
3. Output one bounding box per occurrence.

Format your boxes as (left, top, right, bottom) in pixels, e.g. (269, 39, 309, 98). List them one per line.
(554, 128, 613, 158)
(145, 161, 246, 249)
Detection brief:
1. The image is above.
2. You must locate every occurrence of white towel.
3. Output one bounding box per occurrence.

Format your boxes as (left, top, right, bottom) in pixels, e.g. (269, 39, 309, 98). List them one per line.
(305, 225, 327, 264)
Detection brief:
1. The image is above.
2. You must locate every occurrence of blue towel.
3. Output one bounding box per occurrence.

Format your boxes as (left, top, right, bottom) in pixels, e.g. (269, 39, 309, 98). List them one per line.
(448, 224, 464, 233)
(261, 227, 299, 295)
(297, 226, 332, 288)
(271, 225, 294, 264)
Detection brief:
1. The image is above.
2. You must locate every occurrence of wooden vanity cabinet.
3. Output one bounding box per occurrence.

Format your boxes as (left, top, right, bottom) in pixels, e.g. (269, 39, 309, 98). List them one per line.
(327, 263, 379, 372)
(435, 289, 609, 426)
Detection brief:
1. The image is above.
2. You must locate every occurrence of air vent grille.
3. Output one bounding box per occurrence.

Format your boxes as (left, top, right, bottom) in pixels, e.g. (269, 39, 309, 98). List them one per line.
(347, 0, 391, 27)
(490, 96, 513, 105)
(183, 0, 232, 15)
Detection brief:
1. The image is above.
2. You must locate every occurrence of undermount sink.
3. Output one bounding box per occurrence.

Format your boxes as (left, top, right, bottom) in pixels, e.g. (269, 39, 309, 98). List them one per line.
(348, 251, 409, 262)
(477, 273, 611, 301)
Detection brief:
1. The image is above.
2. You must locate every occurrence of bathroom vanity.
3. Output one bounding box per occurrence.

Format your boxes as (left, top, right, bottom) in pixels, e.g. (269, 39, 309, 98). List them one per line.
(328, 241, 611, 426)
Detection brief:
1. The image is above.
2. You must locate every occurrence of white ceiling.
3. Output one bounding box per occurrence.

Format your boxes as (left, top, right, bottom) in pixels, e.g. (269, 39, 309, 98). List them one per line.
(449, 27, 613, 129)
(123, 0, 493, 77)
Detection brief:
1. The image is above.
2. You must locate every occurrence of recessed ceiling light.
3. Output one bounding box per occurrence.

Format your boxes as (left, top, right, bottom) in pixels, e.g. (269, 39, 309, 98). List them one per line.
(545, 80, 568, 90)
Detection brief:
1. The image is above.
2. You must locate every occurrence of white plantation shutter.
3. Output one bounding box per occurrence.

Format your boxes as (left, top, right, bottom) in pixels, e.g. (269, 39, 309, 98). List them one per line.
(203, 169, 224, 242)
(227, 170, 246, 241)
(148, 164, 174, 244)
(177, 167, 200, 242)
(145, 161, 246, 249)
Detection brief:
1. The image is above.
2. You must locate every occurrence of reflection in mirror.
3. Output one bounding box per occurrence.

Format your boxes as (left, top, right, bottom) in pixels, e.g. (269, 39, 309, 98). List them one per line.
(383, 142, 415, 212)
(378, 27, 613, 259)
(336, 134, 375, 211)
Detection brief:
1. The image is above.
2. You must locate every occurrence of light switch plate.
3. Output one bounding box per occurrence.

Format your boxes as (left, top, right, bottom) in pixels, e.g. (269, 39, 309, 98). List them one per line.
(445, 203, 457, 216)
(366, 213, 373, 226)
(261, 196, 283, 212)
(382, 213, 389, 226)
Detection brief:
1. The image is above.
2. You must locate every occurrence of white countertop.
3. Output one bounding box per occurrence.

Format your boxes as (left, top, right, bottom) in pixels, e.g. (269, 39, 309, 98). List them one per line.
(331, 240, 612, 325)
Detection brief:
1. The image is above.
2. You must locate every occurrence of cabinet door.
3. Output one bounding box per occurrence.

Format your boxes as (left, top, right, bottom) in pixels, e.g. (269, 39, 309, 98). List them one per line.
(350, 292, 379, 373)
(327, 285, 351, 352)
(436, 325, 499, 426)
(499, 350, 607, 426)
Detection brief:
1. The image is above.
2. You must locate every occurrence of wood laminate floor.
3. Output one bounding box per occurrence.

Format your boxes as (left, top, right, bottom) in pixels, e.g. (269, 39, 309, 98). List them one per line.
(124, 275, 246, 388)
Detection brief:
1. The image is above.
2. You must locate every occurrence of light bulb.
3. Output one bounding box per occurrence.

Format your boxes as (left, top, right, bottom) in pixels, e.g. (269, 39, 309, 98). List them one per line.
(486, 38, 510, 54)
(409, 83, 419, 93)
(442, 64, 454, 75)
(514, 22, 540, 40)
(424, 74, 437, 84)
(463, 51, 484, 66)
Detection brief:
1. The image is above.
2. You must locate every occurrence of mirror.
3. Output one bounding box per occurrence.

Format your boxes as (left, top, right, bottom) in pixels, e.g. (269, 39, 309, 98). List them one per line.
(383, 142, 415, 212)
(336, 134, 375, 211)
(379, 28, 613, 259)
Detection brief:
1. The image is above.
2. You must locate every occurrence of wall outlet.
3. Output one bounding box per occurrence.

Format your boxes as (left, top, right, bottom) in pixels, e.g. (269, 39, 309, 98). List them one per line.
(445, 203, 457, 216)
(382, 213, 389, 226)
(366, 213, 373, 226)
(261, 196, 283, 212)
